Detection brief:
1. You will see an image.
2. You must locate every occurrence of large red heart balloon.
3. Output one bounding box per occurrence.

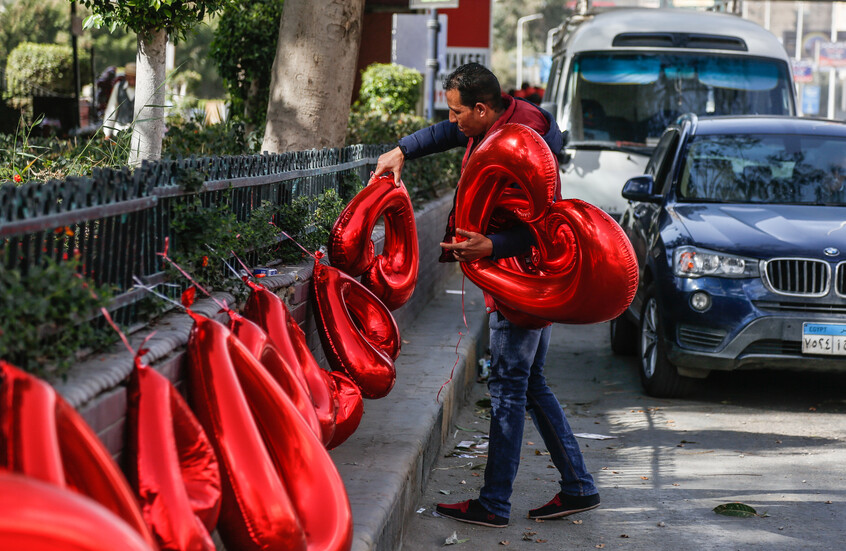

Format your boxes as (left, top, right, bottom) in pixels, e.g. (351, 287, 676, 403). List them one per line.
(0, 361, 157, 549)
(228, 311, 323, 440)
(126, 357, 221, 551)
(328, 173, 419, 310)
(454, 124, 638, 325)
(312, 255, 399, 399)
(0, 472, 155, 550)
(187, 312, 353, 551)
(243, 280, 338, 446)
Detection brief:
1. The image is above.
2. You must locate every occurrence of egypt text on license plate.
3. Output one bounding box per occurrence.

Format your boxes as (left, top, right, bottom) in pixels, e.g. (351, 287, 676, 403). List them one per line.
(802, 323, 846, 355)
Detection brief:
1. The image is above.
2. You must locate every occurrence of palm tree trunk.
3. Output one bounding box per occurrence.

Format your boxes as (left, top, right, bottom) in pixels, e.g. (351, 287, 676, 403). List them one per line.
(129, 29, 167, 166)
(262, 0, 365, 153)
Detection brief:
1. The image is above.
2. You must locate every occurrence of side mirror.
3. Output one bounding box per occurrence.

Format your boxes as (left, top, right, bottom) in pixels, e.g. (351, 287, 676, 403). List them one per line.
(622, 175, 661, 203)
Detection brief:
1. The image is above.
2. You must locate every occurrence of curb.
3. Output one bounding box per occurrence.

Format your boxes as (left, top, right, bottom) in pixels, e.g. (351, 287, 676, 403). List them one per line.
(330, 268, 489, 551)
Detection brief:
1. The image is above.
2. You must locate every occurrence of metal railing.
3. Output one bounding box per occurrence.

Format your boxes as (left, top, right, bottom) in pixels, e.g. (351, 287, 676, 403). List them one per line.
(0, 144, 390, 326)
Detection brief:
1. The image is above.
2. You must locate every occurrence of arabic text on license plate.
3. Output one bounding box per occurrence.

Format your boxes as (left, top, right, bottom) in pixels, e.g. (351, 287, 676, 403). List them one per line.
(802, 322, 846, 355)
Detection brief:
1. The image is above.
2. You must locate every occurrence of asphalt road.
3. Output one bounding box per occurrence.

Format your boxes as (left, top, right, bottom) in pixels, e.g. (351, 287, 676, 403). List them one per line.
(400, 322, 846, 550)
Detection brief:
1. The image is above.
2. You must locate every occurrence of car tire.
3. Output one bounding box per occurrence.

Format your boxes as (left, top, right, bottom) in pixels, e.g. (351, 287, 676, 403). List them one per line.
(610, 314, 637, 355)
(639, 284, 695, 398)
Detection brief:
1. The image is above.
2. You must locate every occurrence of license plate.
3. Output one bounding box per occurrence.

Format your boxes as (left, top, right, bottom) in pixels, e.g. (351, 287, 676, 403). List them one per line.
(802, 322, 846, 355)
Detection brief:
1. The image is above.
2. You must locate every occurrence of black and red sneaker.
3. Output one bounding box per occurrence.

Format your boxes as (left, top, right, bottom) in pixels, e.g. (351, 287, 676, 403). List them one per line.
(527, 492, 600, 520)
(435, 499, 508, 527)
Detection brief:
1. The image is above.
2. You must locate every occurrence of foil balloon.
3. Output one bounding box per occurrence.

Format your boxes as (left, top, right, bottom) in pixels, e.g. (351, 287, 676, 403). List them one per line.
(186, 312, 353, 551)
(0, 472, 155, 551)
(454, 123, 638, 325)
(186, 311, 307, 551)
(126, 357, 222, 551)
(0, 361, 157, 548)
(328, 173, 419, 310)
(325, 371, 363, 450)
(243, 279, 338, 446)
(229, 311, 323, 440)
(312, 254, 400, 399)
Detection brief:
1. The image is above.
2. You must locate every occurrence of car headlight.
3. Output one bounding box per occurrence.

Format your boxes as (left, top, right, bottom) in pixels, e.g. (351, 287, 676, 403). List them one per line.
(673, 246, 760, 278)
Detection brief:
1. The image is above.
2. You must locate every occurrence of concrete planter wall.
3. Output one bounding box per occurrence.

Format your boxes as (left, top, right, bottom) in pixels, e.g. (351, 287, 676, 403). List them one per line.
(54, 193, 457, 461)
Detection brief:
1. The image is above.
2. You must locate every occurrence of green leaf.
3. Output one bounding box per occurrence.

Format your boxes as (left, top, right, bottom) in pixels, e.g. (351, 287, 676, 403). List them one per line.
(82, 14, 104, 30)
(475, 398, 492, 408)
(713, 503, 759, 518)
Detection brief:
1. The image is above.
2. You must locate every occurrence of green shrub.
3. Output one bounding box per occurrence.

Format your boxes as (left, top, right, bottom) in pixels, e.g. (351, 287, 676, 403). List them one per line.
(163, 115, 261, 158)
(167, 187, 347, 298)
(209, 0, 285, 129)
(355, 63, 423, 116)
(347, 110, 461, 207)
(0, 117, 129, 183)
(3, 42, 91, 117)
(0, 256, 114, 379)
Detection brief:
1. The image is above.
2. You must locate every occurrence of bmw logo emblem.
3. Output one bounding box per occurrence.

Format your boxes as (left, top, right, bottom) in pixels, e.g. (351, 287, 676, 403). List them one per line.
(824, 247, 840, 257)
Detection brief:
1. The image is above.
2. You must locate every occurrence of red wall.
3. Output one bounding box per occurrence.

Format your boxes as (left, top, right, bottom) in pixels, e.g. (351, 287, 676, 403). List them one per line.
(354, 11, 395, 102)
(354, 1, 492, 102)
(440, 0, 491, 49)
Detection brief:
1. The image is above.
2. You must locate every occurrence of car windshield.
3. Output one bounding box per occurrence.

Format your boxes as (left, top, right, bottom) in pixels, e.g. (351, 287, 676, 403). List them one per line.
(677, 133, 846, 205)
(567, 53, 793, 145)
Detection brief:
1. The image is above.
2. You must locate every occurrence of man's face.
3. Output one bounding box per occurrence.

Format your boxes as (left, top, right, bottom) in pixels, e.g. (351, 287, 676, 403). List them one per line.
(446, 89, 488, 138)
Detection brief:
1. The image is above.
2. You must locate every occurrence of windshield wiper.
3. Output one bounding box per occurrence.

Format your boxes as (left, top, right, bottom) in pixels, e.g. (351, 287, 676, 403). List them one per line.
(566, 140, 654, 155)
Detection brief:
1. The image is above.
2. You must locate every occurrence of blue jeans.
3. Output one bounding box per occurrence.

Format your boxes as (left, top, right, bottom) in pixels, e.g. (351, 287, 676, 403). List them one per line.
(478, 311, 598, 518)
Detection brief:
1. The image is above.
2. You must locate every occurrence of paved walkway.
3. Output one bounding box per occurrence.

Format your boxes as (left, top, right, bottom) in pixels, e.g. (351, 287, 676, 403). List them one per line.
(330, 267, 489, 551)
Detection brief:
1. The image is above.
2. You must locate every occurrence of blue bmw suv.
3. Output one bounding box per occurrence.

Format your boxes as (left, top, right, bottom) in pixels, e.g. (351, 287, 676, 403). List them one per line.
(612, 114, 846, 397)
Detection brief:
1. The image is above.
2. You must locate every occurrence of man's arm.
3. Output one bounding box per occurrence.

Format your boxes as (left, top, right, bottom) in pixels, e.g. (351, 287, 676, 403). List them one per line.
(374, 120, 469, 183)
(440, 225, 534, 263)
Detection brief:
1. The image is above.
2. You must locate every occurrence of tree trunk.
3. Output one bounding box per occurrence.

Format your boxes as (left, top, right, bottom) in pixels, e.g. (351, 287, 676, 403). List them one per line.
(262, 0, 365, 153)
(129, 29, 167, 166)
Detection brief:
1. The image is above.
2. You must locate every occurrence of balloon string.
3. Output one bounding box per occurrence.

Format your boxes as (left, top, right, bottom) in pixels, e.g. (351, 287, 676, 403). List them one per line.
(156, 237, 230, 312)
(436, 274, 471, 403)
(230, 252, 256, 279)
(132, 276, 186, 312)
(76, 274, 158, 361)
(270, 221, 317, 260)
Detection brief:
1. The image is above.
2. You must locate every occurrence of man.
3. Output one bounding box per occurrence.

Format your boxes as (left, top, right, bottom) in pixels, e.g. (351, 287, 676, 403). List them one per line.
(103, 62, 136, 140)
(374, 63, 600, 527)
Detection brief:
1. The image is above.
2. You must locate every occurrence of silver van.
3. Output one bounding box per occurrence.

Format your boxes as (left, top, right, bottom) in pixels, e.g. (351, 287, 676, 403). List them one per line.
(542, 7, 797, 218)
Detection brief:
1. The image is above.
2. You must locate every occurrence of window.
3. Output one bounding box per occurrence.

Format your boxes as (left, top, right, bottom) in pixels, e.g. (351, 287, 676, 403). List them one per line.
(566, 53, 793, 145)
(677, 134, 846, 205)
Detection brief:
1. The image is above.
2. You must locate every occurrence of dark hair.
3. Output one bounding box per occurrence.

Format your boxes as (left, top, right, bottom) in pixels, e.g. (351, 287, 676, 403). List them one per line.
(443, 63, 503, 110)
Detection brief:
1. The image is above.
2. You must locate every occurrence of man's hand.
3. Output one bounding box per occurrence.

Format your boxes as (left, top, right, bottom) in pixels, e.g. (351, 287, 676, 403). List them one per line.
(373, 146, 405, 186)
(440, 228, 493, 262)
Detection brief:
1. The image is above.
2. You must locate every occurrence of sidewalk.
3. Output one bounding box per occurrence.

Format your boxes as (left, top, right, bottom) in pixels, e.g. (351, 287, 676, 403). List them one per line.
(330, 267, 489, 551)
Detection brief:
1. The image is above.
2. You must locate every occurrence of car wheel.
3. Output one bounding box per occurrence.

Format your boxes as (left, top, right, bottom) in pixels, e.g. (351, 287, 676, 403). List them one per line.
(610, 314, 637, 355)
(639, 284, 695, 398)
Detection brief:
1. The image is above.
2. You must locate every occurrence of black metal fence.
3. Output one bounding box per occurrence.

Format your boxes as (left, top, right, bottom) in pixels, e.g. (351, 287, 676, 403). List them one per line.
(0, 144, 389, 326)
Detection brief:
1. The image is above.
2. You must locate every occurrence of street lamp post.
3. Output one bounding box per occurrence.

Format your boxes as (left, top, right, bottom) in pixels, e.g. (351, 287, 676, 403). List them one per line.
(516, 13, 543, 90)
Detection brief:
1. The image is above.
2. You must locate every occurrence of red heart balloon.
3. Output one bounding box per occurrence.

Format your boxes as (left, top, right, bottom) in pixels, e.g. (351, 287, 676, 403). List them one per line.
(229, 312, 323, 440)
(186, 312, 353, 551)
(126, 358, 221, 551)
(0, 472, 155, 551)
(325, 371, 363, 449)
(454, 124, 638, 325)
(329, 173, 419, 310)
(243, 280, 338, 446)
(312, 256, 399, 399)
(0, 361, 157, 549)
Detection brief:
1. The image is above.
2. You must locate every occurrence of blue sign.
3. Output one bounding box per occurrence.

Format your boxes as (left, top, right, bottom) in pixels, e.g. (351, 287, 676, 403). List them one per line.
(802, 84, 821, 115)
